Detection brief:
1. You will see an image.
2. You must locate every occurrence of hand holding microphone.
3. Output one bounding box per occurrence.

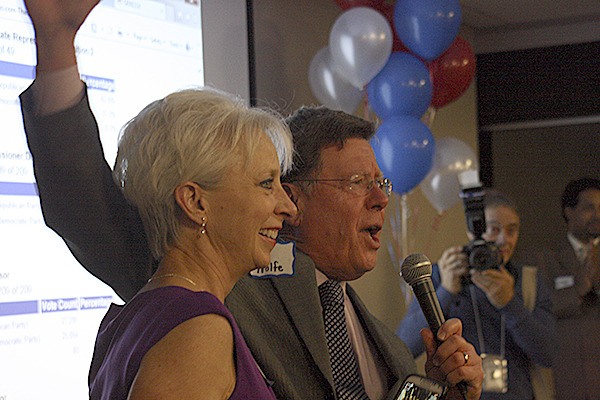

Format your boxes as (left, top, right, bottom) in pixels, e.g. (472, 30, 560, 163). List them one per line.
(401, 253, 483, 400)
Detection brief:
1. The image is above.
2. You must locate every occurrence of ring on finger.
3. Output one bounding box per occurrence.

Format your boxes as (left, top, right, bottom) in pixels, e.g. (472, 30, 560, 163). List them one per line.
(463, 351, 469, 365)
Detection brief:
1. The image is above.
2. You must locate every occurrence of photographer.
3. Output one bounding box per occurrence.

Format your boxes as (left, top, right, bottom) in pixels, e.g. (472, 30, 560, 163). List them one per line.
(397, 189, 556, 399)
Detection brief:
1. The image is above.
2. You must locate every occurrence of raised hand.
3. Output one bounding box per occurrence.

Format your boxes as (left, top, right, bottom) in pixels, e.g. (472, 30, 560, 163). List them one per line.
(23, 0, 100, 71)
(438, 246, 468, 294)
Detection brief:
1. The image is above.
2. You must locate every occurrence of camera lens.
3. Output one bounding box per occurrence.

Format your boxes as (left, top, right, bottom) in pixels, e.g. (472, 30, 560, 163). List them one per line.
(465, 240, 502, 270)
(470, 247, 494, 269)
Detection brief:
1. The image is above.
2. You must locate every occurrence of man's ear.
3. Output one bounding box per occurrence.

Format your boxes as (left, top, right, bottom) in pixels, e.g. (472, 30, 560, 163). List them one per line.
(564, 206, 574, 224)
(283, 182, 302, 226)
(174, 182, 206, 226)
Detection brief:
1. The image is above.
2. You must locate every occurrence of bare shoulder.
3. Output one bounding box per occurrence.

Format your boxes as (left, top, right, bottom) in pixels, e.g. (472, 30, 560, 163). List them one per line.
(128, 313, 235, 400)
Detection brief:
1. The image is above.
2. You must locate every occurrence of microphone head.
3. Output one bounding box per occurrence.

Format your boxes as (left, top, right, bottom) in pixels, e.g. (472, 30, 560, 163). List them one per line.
(400, 253, 432, 286)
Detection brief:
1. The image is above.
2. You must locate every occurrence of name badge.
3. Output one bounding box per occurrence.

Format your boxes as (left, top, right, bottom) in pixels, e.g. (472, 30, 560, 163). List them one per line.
(554, 275, 575, 290)
(250, 241, 296, 278)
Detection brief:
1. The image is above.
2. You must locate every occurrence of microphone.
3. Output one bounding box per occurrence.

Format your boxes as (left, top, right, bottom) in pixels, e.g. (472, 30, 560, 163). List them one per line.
(400, 253, 445, 335)
(401, 253, 469, 399)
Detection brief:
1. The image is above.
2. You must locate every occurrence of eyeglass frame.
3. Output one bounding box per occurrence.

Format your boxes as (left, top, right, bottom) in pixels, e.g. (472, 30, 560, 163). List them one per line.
(290, 173, 393, 197)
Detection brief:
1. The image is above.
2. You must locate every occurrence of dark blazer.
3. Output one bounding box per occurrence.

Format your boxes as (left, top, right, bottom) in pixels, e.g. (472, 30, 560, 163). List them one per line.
(533, 237, 600, 399)
(20, 85, 416, 399)
(20, 86, 153, 301)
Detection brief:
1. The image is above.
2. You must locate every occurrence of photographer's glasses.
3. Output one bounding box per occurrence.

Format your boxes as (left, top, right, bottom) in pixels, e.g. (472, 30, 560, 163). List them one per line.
(292, 174, 393, 197)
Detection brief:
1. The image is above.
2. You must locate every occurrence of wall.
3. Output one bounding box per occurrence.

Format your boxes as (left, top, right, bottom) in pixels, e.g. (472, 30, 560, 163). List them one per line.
(252, 0, 478, 331)
(476, 42, 599, 262)
(486, 123, 599, 263)
(252, 0, 340, 112)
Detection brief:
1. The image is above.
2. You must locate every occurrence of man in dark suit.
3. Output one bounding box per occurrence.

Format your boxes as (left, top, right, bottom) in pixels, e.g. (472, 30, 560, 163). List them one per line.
(20, 1, 483, 398)
(533, 178, 600, 399)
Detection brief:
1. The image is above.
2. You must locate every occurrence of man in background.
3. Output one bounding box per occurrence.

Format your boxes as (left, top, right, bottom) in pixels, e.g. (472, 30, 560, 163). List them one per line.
(533, 177, 600, 399)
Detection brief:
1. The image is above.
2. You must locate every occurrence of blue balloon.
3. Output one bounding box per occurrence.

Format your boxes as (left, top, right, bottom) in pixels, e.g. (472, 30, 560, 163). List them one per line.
(394, 0, 462, 61)
(367, 52, 432, 119)
(371, 116, 435, 194)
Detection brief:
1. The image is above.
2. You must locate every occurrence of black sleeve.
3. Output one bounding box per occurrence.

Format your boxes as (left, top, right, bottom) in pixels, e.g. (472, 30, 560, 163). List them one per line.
(20, 83, 154, 301)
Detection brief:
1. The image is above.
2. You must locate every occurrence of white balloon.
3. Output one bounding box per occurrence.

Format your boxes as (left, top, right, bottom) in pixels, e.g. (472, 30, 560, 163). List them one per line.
(420, 137, 479, 213)
(329, 7, 393, 89)
(308, 47, 365, 114)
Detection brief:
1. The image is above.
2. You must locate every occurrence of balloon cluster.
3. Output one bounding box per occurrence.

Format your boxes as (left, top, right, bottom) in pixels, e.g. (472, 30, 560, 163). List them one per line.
(309, 0, 477, 202)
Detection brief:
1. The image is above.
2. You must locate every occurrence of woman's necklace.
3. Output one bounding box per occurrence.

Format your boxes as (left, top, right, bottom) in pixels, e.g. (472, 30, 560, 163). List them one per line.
(147, 273, 197, 286)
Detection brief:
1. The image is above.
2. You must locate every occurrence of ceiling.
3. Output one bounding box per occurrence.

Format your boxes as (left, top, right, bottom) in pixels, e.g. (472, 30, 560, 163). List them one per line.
(459, 0, 600, 53)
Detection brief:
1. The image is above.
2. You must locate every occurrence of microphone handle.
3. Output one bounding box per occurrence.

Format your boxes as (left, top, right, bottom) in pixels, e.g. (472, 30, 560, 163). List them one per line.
(412, 279, 469, 399)
(412, 279, 445, 337)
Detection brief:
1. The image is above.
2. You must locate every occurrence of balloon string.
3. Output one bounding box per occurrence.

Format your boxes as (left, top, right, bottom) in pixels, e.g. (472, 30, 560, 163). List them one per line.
(401, 193, 409, 257)
(423, 211, 446, 256)
(386, 193, 414, 307)
(387, 193, 402, 274)
(421, 106, 437, 128)
(408, 195, 420, 253)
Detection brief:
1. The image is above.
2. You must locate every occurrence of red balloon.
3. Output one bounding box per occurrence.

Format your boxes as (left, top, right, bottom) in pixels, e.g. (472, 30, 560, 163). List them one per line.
(335, 1, 410, 53)
(335, 0, 386, 11)
(377, 2, 411, 53)
(429, 36, 476, 108)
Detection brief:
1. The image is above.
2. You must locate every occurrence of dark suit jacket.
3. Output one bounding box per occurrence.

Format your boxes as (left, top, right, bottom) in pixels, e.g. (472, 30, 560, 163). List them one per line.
(533, 237, 600, 399)
(20, 85, 416, 399)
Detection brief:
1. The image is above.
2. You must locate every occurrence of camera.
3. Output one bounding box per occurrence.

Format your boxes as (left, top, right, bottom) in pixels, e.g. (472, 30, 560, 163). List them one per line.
(458, 171, 502, 270)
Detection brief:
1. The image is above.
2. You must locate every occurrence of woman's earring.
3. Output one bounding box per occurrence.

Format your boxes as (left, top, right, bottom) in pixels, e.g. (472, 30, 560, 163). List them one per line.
(200, 217, 207, 235)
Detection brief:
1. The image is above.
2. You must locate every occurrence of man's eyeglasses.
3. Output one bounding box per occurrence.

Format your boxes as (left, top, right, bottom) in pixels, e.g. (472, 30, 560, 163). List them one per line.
(292, 174, 393, 197)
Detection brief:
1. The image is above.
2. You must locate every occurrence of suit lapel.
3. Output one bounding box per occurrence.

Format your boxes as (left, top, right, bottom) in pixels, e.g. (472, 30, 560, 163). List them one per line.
(270, 250, 334, 386)
(558, 237, 581, 275)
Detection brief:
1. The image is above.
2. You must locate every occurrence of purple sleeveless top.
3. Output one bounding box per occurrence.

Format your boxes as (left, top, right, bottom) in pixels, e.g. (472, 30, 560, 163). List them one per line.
(89, 286, 276, 399)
